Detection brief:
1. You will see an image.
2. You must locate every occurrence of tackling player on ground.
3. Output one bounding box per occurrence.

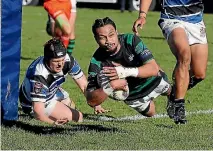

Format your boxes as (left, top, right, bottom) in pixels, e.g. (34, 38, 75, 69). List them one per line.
(19, 39, 86, 125)
(133, 0, 208, 124)
(85, 17, 171, 117)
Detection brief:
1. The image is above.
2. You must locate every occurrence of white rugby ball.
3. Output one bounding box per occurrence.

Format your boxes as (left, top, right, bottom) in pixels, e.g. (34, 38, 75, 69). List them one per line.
(109, 85, 129, 101)
(97, 71, 129, 101)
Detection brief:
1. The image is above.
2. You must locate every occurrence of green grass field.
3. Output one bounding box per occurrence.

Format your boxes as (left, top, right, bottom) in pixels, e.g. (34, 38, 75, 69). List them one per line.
(1, 7, 213, 150)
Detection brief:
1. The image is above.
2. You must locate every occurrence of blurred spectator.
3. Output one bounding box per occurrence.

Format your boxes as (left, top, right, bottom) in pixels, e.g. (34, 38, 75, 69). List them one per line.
(120, 0, 134, 12)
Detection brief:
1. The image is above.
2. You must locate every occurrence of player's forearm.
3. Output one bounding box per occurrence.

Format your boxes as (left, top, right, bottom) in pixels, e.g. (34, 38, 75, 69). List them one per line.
(115, 60, 159, 78)
(139, 0, 152, 18)
(137, 60, 159, 78)
(85, 89, 108, 107)
(74, 74, 88, 93)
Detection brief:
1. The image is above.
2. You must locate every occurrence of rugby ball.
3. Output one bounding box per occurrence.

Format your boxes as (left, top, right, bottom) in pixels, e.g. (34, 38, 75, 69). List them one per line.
(109, 85, 129, 101)
(97, 71, 129, 101)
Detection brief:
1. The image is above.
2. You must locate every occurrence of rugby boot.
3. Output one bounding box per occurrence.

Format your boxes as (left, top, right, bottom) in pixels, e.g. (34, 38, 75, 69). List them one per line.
(173, 99, 187, 124)
(166, 85, 176, 119)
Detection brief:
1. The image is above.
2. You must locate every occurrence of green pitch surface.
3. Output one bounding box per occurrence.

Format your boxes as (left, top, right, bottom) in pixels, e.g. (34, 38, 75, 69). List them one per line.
(1, 7, 213, 150)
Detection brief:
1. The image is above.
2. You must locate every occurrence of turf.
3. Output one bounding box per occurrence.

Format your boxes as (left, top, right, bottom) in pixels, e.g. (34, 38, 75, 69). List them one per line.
(1, 7, 213, 150)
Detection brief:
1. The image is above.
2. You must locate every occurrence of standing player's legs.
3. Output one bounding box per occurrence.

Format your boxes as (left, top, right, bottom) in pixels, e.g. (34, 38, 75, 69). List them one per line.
(167, 28, 190, 124)
(168, 28, 191, 100)
(187, 21, 208, 90)
(158, 19, 191, 124)
(168, 21, 207, 124)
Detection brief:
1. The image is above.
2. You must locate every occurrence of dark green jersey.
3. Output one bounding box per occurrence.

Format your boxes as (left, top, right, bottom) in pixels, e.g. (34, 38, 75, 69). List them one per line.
(87, 33, 162, 101)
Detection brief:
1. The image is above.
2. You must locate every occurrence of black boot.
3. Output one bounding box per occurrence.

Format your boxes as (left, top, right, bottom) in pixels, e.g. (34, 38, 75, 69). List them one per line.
(173, 99, 187, 124)
(166, 85, 176, 119)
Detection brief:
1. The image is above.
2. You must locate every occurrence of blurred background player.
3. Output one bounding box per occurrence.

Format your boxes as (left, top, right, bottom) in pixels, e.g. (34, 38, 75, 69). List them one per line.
(19, 39, 86, 125)
(44, 0, 76, 55)
(133, 0, 208, 124)
(85, 17, 171, 117)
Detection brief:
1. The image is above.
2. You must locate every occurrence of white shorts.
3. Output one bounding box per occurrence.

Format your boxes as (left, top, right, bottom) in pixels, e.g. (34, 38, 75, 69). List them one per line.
(158, 19, 207, 45)
(124, 78, 170, 113)
(44, 88, 69, 116)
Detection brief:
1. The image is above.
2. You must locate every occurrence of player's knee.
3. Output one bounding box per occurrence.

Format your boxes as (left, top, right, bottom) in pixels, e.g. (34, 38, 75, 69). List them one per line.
(78, 112, 83, 122)
(177, 51, 191, 66)
(138, 102, 156, 117)
(194, 72, 206, 80)
(63, 26, 72, 36)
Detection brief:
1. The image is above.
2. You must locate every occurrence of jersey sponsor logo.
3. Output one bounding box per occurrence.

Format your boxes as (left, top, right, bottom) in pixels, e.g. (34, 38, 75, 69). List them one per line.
(128, 54, 134, 61)
(33, 82, 43, 94)
(141, 49, 151, 56)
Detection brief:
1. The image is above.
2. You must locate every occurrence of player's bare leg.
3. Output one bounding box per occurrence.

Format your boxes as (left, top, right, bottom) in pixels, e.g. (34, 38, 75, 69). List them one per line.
(55, 13, 71, 47)
(67, 12, 76, 55)
(188, 43, 208, 89)
(167, 27, 190, 124)
(49, 101, 83, 123)
(61, 98, 76, 109)
(144, 101, 156, 117)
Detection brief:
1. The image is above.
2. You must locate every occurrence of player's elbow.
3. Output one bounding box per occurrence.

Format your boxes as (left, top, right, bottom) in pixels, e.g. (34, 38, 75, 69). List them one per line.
(34, 113, 45, 122)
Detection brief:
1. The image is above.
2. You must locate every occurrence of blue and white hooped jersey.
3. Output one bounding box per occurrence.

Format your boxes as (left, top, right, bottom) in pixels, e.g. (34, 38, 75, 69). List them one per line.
(160, 0, 204, 23)
(20, 54, 83, 104)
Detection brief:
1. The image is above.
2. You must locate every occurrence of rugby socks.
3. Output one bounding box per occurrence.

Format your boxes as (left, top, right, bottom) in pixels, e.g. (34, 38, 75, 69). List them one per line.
(67, 39, 75, 55)
(188, 76, 203, 90)
(174, 98, 185, 102)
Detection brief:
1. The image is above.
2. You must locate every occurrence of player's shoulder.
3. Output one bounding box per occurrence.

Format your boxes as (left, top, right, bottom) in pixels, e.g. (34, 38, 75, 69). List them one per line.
(119, 33, 141, 45)
(92, 48, 108, 62)
(26, 56, 50, 80)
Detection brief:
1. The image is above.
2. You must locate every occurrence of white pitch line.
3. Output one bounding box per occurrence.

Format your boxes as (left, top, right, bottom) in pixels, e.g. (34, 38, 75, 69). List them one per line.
(89, 109, 213, 122)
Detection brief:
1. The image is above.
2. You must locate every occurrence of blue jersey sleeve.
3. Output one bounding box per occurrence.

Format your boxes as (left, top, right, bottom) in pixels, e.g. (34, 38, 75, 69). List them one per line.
(68, 56, 84, 79)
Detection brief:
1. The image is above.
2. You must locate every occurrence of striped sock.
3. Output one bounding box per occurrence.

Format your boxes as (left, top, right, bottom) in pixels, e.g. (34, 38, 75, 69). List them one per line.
(67, 39, 75, 55)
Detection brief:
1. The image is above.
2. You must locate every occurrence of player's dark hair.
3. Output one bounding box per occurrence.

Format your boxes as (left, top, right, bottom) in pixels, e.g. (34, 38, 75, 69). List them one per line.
(92, 17, 116, 36)
(43, 38, 66, 63)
